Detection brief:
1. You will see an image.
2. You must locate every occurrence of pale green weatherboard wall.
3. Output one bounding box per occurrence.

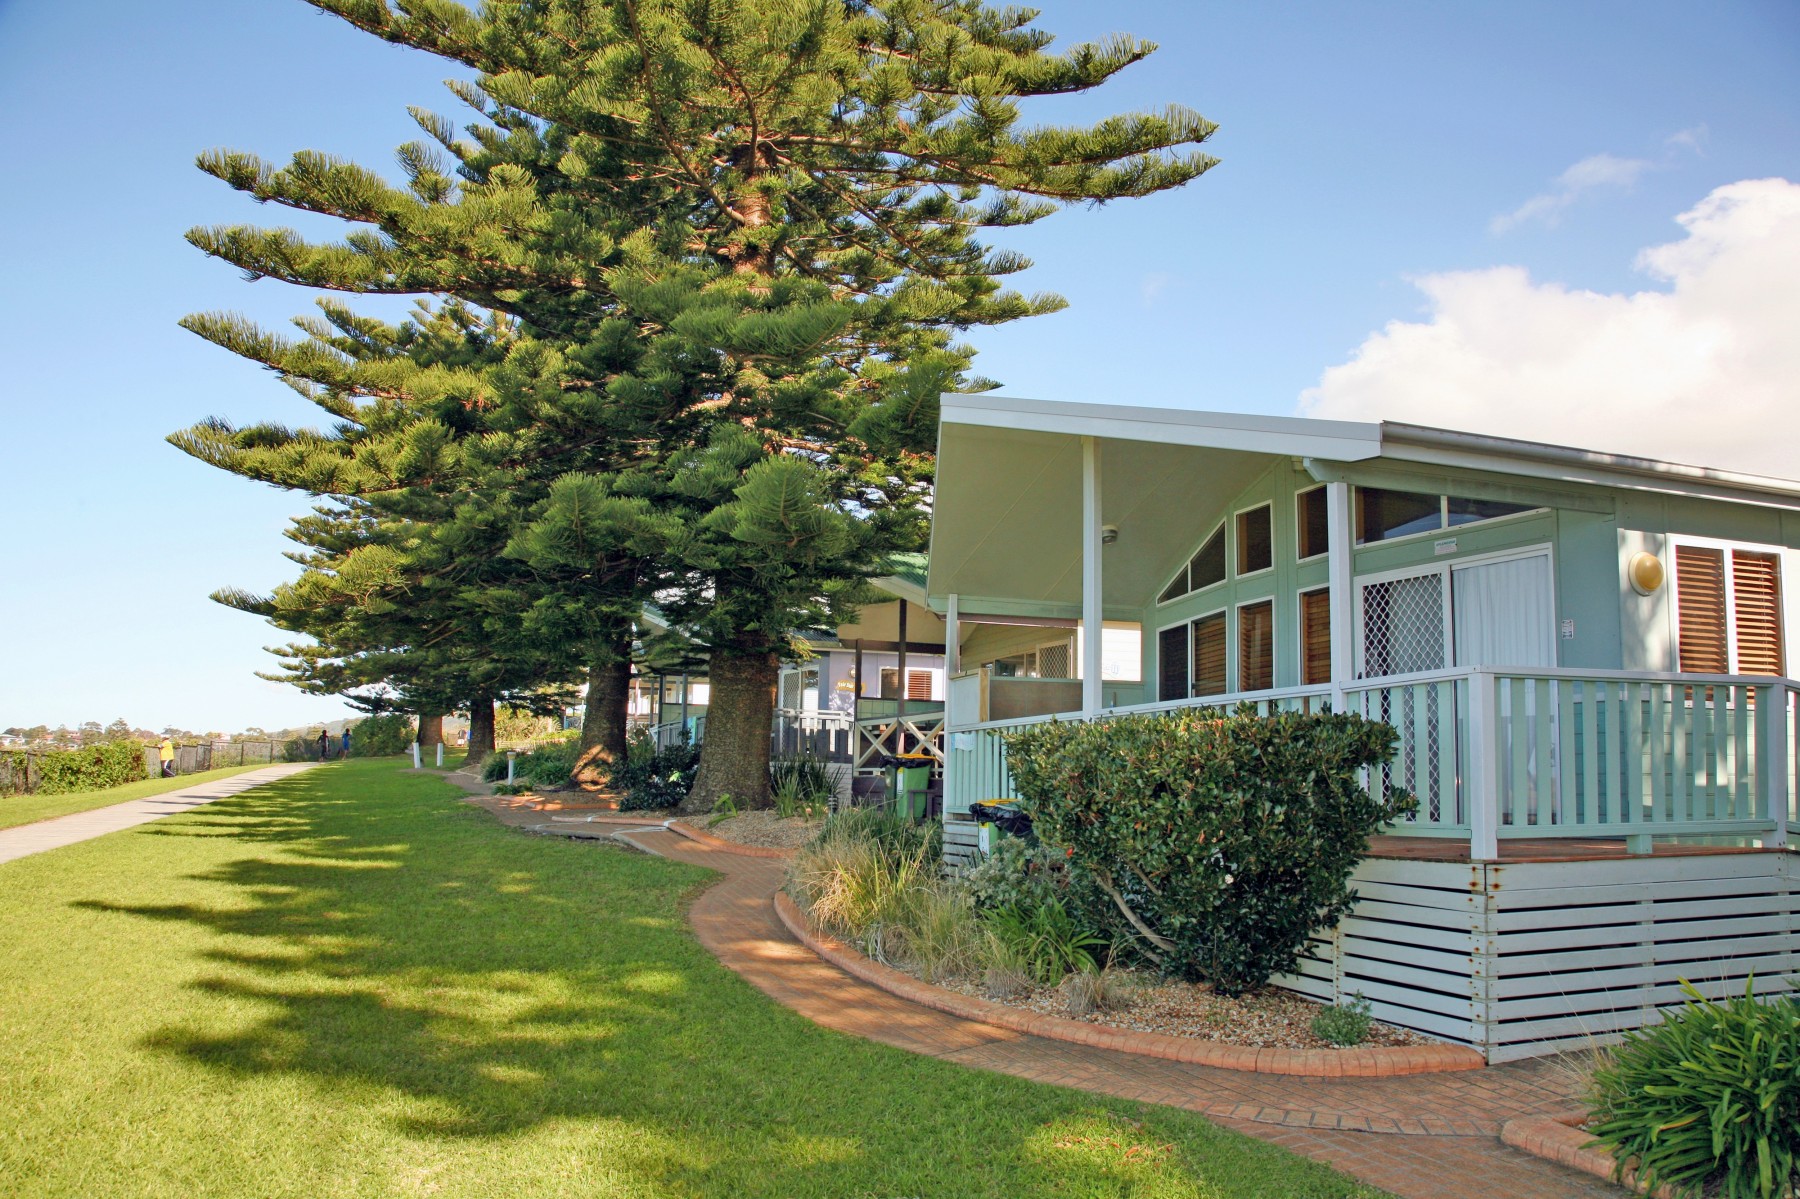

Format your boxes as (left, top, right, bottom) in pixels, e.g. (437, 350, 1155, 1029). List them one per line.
(1135, 461, 1800, 692)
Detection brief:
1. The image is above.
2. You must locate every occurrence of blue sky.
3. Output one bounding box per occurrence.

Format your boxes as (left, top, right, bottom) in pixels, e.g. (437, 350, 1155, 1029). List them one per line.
(1, 1, 1796, 732)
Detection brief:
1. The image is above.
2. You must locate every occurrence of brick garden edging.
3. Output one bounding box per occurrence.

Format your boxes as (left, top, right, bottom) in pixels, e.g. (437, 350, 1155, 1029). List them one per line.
(773, 889, 1485, 1078)
(1501, 1114, 1674, 1198)
(665, 819, 796, 859)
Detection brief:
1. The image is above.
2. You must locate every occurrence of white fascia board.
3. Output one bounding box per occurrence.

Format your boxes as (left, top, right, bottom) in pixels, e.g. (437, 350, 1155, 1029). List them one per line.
(872, 575, 929, 608)
(941, 393, 1383, 461)
(1382, 423, 1800, 511)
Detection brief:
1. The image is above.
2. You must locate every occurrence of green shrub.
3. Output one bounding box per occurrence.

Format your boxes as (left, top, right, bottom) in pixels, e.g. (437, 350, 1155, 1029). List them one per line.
(984, 895, 1106, 986)
(961, 836, 1063, 914)
(1003, 706, 1414, 995)
(478, 738, 583, 788)
(2, 740, 148, 795)
(769, 753, 839, 818)
(350, 714, 415, 757)
(1586, 980, 1799, 1199)
(613, 736, 699, 811)
(1310, 995, 1373, 1047)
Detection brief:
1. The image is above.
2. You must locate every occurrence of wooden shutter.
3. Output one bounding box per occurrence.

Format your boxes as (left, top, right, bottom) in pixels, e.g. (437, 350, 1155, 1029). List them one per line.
(1675, 546, 1728, 674)
(1300, 588, 1332, 685)
(1731, 551, 1784, 676)
(1239, 601, 1274, 691)
(906, 669, 934, 700)
(1192, 613, 1228, 696)
(1157, 625, 1189, 700)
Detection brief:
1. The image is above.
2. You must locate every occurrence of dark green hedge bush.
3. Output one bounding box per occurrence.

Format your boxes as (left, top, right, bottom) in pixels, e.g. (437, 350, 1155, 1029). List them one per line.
(480, 737, 581, 786)
(350, 714, 415, 757)
(1003, 706, 1413, 995)
(1, 740, 149, 796)
(1587, 980, 1798, 1199)
(614, 738, 700, 811)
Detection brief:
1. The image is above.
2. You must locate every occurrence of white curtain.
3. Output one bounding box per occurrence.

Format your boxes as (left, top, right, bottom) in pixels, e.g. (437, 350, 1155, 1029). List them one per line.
(1452, 554, 1555, 669)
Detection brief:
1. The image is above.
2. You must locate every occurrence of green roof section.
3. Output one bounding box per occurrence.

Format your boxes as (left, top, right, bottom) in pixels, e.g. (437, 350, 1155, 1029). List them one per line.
(880, 552, 929, 592)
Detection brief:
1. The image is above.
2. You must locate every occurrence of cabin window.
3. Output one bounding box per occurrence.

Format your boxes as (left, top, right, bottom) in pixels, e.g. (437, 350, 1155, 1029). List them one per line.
(1157, 523, 1227, 604)
(1300, 588, 1332, 685)
(1676, 544, 1785, 675)
(1192, 612, 1228, 696)
(1297, 487, 1329, 560)
(1446, 496, 1534, 526)
(1236, 505, 1273, 575)
(1356, 488, 1441, 543)
(1238, 600, 1274, 691)
(1157, 624, 1189, 701)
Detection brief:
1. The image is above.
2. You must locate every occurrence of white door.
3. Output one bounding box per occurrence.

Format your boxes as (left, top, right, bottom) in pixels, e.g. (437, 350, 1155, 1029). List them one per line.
(1451, 553, 1556, 668)
(1356, 570, 1449, 679)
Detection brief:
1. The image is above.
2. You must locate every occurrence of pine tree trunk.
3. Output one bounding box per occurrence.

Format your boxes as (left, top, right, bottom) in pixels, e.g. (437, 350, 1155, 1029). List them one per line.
(466, 696, 496, 765)
(417, 712, 444, 749)
(575, 642, 631, 788)
(679, 645, 776, 813)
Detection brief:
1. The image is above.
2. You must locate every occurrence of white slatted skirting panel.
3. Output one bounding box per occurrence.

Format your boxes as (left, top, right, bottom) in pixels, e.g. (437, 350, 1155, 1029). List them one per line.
(1273, 851, 1799, 1062)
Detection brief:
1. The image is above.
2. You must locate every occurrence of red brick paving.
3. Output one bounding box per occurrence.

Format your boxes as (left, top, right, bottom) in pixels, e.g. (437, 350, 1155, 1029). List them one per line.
(454, 786, 1628, 1199)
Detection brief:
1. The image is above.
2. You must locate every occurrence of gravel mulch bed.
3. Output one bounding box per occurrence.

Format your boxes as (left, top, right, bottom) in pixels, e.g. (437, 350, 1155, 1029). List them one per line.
(940, 967, 1432, 1051)
(679, 811, 822, 850)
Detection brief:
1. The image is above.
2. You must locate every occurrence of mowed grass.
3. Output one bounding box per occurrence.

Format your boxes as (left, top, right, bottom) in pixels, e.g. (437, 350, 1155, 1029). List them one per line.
(0, 760, 1384, 1199)
(0, 764, 277, 830)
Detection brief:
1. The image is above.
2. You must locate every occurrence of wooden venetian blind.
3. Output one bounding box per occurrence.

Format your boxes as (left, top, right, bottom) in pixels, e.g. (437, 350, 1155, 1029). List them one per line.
(1158, 624, 1189, 701)
(1300, 588, 1332, 685)
(1192, 612, 1228, 696)
(1239, 600, 1274, 691)
(1731, 551, 1784, 675)
(906, 669, 934, 701)
(1675, 546, 1729, 674)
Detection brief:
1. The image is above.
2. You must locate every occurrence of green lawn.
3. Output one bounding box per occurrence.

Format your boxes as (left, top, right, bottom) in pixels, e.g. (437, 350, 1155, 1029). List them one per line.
(0, 764, 277, 831)
(0, 759, 1383, 1199)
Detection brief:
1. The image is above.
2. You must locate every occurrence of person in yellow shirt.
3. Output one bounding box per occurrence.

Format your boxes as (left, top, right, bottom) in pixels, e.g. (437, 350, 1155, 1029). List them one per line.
(158, 737, 175, 778)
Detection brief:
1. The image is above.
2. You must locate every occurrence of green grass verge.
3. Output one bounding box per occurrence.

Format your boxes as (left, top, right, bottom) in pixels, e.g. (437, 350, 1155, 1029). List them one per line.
(0, 764, 278, 831)
(0, 759, 1385, 1198)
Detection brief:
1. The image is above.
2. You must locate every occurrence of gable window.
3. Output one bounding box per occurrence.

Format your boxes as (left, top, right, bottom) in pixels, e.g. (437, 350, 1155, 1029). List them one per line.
(1237, 505, 1273, 575)
(1297, 487, 1329, 560)
(1158, 523, 1227, 604)
(1676, 544, 1784, 675)
(1238, 600, 1274, 691)
(1300, 588, 1332, 685)
(1356, 488, 1537, 544)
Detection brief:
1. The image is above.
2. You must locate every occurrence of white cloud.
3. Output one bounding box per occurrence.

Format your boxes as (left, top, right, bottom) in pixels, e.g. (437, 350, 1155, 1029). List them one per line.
(1665, 125, 1708, 154)
(1300, 178, 1800, 479)
(1490, 152, 1652, 233)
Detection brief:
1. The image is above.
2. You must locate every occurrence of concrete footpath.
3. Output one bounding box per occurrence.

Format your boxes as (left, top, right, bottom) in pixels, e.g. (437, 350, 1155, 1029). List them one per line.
(0, 763, 316, 865)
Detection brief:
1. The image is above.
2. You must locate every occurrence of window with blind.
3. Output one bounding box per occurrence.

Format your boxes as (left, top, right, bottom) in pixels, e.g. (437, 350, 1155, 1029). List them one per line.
(1297, 487, 1329, 559)
(906, 669, 935, 700)
(1157, 624, 1189, 701)
(1676, 544, 1785, 676)
(1192, 612, 1228, 696)
(1300, 588, 1332, 685)
(1239, 600, 1274, 691)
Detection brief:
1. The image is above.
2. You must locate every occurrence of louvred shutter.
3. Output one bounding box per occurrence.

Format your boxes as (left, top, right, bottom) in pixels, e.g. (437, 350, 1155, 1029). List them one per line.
(1301, 589, 1332, 685)
(1239, 601, 1274, 691)
(1731, 551, 1784, 676)
(1192, 613, 1228, 696)
(1676, 546, 1729, 674)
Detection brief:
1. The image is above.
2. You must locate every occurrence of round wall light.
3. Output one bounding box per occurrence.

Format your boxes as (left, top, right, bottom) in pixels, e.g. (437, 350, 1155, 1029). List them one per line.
(1628, 551, 1666, 596)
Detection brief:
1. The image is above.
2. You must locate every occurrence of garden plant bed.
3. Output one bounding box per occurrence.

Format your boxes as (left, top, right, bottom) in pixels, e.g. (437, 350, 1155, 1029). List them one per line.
(676, 811, 820, 851)
(774, 890, 1484, 1077)
(942, 970, 1433, 1052)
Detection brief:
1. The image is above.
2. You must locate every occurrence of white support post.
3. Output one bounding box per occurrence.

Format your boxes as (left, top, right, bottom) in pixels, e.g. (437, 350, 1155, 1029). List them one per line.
(1467, 670, 1500, 861)
(946, 592, 961, 676)
(436, 742, 444, 768)
(1764, 683, 1790, 848)
(411, 741, 421, 770)
(1081, 436, 1104, 717)
(1326, 480, 1354, 712)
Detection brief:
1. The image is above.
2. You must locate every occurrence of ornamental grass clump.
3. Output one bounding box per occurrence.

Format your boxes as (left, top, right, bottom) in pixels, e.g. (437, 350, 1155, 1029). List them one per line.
(1003, 706, 1414, 996)
(1310, 995, 1373, 1047)
(788, 810, 965, 972)
(1586, 979, 1799, 1199)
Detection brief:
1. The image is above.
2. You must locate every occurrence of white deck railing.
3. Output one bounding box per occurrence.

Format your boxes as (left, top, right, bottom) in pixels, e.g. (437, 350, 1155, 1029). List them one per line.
(944, 667, 1797, 858)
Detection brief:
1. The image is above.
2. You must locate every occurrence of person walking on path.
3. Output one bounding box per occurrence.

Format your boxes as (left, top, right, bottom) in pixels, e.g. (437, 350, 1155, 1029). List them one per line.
(158, 737, 175, 778)
(317, 729, 330, 761)
(340, 728, 352, 759)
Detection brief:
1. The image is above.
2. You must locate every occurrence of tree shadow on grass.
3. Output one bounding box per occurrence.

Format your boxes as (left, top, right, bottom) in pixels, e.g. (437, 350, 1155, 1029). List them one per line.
(66, 765, 1372, 1198)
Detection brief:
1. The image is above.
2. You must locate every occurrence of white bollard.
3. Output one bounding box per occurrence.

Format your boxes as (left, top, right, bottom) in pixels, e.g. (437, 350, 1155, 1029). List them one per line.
(506, 750, 517, 785)
(411, 741, 421, 769)
(435, 742, 444, 767)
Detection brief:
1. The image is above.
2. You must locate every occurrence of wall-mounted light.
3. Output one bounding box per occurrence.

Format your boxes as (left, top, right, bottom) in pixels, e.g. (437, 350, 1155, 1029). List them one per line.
(1100, 524, 1119, 544)
(1628, 551, 1666, 596)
